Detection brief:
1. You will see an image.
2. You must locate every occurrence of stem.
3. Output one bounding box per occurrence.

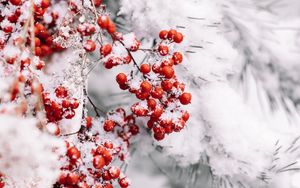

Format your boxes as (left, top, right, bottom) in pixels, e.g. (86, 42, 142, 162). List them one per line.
(118, 40, 141, 72)
(87, 96, 106, 117)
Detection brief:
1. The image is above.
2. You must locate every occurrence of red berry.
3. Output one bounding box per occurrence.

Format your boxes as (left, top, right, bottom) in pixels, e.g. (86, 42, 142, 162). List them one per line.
(147, 119, 155, 129)
(84, 40, 96, 52)
(58, 173, 67, 185)
(182, 111, 190, 122)
(116, 73, 127, 85)
(102, 170, 112, 181)
(41, 0, 50, 8)
(119, 84, 129, 90)
(172, 52, 183, 65)
(45, 36, 53, 45)
(64, 108, 75, 119)
(167, 29, 177, 40)
(179, 92, 192, 105)
(174, 32, 184, 43)
(131, 103, 148, 116)
(102, 149, 112, 165)
(140, 81, 152, 93)
(86, 116, 92, 128)
(93, 155, 105, 169)
(97, 15, 109, 29)
(174, 82, 185, 91)
(70, 98, 79, 109)
(129, 124, 139, 135)
(161, 66, 174, 79)
(93, 0, 102, 7)
(151, 87, 164, 99)
(107, 20, 116, 34)
(100, 43, 112, 56)
(129, 39, 140, 52)
(159, 30, 168, 40)
(152, 63, 161, 73)
(135, 90, 150, 100)
(104, 141, 113, 149)
(140, 63, 151, 74)
(174, 119, 185, 132)
(154, 132, 165, 140)
(40, 44, 52, 56)
(161, 80, 173, 91)
(35, 60, 45, 70)
(55, 86, 68, 98)
(66, 172, 79, 185)
(108, 166, 121, 179)
(35, 37, 41, 46)
(147, 98, 156, 109)
(67, 146, 81, 161)
(158, 44, 169, 56)
(119, 177, 130, 188)
(151, 105, 163, 119)
(103, 120, 115, 132)
(160, 119, 172, 128)
(9, 0, 22, 6)
(35, 47, 42, 56)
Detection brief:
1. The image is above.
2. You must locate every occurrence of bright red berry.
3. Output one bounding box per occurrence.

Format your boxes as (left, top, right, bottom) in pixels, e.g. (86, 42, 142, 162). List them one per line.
(161, 80, 173, 91)
(140, 63, 151, 74)
(9, 0, 22, 6)
(116, 73, 127, 85)
(119, 177, 130, 188)
(107, 20, 116, 34)
(140, 81, 152, 93)
(86, 116, 92, 128)
(179, 92, 192, 105)
(174, 32, 184, 43)
(172, 52, 183, 64)
(93, 155, 105, 169)
(161, 66, 174, 79)
(182, 111, 190, 122)
(159, 30, 168, 40)
(55, 86, 68, 98)
(67, 146, 81, 161)
(158, 44, 169, 56)
(93, 0, 102, 7)
(97, 15, 109, 29)
(151, 87, 164, 99)
(129, 124, 139, 135)
(100, 43, 112, 56)
(66, 172, 79, 185)
(147, 98, 157, 109)
(103, 120, 115, 132)
(167, 29, 177, 40)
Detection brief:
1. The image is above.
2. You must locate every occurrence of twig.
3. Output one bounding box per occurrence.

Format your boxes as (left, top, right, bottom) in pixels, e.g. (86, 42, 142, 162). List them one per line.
(87, 96, 105, 117)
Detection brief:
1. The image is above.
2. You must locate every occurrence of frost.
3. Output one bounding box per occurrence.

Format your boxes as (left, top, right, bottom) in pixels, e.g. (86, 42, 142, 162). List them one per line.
(43, 12, 53, 24)
(122, 33, 136, 49)
(0, 115, 64, 188)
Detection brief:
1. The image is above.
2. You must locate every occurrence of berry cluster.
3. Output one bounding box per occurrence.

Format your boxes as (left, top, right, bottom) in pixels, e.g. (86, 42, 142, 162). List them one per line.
(56, 118, 130, 188)
(34, 22, 64, 57)
(0, 0, 63, 56)
(103, 108, 139, 145)
(112, 29, 191, 140)
(43, 86, 79, 123)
